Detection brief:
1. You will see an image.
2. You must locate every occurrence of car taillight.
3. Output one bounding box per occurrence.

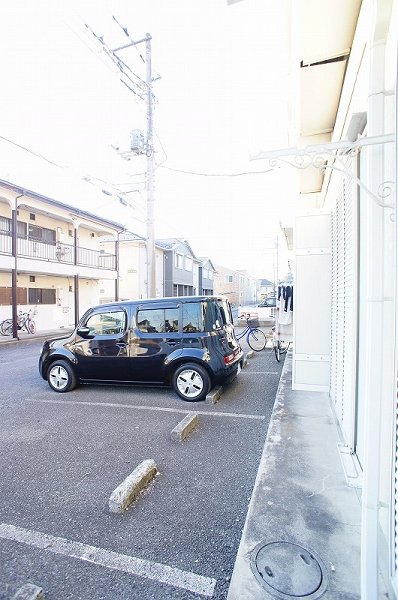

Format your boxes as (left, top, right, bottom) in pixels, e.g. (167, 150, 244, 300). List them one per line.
(224, 349, 239, 365)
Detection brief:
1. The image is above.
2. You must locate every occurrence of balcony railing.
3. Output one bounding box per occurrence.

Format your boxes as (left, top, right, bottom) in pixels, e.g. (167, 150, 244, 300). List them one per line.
(77, 246, 116, 270)
(0, 230, 12, 254)
(18, 238, 75, 263)
(0, 232, 116, 270)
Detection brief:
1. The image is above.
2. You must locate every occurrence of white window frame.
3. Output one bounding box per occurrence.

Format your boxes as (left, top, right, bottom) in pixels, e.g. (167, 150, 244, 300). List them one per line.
(185, 256, 193, 271)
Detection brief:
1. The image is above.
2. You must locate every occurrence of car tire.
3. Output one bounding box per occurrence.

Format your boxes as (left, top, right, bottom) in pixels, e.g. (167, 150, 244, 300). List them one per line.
(172, 363, 211, 402)
(47, 360, 77, 393)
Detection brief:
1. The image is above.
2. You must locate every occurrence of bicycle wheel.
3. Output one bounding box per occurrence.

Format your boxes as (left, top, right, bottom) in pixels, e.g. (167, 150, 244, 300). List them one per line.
(247, 328, 266, 351)
(279, 341, 290, 356)
(274, 341, 281, 362)
(26, 318, 36, 334)
(0, 319, 13, 336)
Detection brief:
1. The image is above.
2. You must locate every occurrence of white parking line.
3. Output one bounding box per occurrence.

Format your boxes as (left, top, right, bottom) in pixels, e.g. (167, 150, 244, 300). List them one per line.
(27, 399, 266, 421)
(0, 523, 216, 598)
(238, 371, 279, 375)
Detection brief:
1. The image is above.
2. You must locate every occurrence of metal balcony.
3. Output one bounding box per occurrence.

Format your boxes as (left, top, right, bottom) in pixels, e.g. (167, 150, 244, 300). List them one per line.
(0, 232, 116, 270)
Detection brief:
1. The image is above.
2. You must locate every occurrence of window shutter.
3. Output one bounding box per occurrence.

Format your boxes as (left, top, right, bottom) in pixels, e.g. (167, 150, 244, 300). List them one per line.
(330, 154, 358, 450)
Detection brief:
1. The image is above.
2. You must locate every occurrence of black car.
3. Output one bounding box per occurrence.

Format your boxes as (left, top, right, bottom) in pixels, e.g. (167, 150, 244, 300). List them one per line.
(39, 296, 243, 402)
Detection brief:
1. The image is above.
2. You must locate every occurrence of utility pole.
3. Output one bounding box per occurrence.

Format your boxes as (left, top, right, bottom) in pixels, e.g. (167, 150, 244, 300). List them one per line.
(111, 32, 156, 298)
(145, 33, 156, 298)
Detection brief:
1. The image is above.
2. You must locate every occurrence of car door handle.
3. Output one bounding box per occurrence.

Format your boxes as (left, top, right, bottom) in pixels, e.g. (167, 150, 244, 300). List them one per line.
(116, 342, 127, 348)
(166, 340, 178, 347)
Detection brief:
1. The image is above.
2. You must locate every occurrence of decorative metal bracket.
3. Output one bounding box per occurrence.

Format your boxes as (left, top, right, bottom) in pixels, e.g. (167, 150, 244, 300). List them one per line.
(251, 134, 395, 210)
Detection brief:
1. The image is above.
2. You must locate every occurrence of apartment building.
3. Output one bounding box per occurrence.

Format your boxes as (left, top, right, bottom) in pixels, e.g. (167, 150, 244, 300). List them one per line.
(0, 179, 123, 332)
(213, 264, 257, 305)
(284, 1, 397, 596)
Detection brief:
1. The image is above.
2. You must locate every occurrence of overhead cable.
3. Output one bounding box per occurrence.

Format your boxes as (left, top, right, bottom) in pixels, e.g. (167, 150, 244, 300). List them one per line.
(158, 165, 277, 177)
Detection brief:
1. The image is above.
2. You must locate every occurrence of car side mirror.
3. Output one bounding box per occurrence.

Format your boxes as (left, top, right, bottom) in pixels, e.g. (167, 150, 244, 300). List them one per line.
(76, 326, 93, 338)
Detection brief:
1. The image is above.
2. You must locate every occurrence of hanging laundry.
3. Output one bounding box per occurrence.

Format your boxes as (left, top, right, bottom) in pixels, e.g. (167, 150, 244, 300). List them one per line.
(277, 285, 293, 324)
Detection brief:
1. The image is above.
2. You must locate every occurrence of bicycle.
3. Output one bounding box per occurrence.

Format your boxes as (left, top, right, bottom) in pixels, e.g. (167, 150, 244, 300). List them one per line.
(0, 310, 36, 336)
(272, 326, 291, 362)
(236, 313, 267, 351)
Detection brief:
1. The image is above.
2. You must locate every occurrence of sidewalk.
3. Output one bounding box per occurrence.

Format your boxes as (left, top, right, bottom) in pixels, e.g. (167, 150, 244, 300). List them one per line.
(227, 351, 361, 600)
(0, 327, 72, 346)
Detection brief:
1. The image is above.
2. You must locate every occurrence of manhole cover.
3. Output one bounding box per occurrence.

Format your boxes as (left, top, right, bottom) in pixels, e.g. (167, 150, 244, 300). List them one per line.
(250, 541, 328, 599)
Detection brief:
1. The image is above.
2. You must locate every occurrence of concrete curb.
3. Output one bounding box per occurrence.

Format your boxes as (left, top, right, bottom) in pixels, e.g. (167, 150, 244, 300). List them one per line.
(0, 329, 73, 347)
(12, 584, 44, 600)
(205, 386, 223, 405)
(109, 459, 158, 513)
(227, 354, 291, 600)
(171, 414, 199, 442)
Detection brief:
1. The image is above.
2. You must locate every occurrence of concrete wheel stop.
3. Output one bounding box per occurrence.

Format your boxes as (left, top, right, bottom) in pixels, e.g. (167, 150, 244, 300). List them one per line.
(12, 584, 44, 600)
(205, 386, 223, 404)
(171, 413, 199, 441)
(109, 459, 158, 513)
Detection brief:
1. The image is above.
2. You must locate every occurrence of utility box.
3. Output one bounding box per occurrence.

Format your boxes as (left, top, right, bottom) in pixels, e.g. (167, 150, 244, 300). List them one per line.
(130, 129, 145, 154)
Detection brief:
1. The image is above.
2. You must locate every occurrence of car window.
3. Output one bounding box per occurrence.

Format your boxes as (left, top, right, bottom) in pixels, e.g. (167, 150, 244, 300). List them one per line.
(137, 308, 179, 333)
(182, 303, 205, 333)
(85, 310, 126, 336)
(164, 308, 179, 332)
(203, 300, 230, 331)
(217, 299, 232, 324)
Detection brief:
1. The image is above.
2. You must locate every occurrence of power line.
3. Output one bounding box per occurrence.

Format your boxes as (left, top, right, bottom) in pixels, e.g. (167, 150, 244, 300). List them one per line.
(158, 164, 277, 177)
(0, 134, 146, 215)
(63, 13, 120, 78)
(112, 15, 146, 64)
(0, 135, 65, 168)
(84, 22, 147, 100)
(153, 127, 168, 167)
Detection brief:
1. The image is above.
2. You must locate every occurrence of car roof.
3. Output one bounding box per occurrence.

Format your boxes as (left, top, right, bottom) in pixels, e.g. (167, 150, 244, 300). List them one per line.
(93, 295, 228, 311)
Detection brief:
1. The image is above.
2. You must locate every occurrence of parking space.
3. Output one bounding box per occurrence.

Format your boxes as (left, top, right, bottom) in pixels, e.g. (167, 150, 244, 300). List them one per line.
(0, 339, 283, 600)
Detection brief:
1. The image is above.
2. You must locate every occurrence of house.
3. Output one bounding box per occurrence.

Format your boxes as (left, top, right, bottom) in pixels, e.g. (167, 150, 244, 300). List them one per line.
(213, 264, 257, 305)
(253, 1, 396, 597)
(100, 231, 165, 302)
(156, 238, 200, 297)
(0, 179, 123, 332)
(257, 278, 274, 300)
(197, 257, 216, 295)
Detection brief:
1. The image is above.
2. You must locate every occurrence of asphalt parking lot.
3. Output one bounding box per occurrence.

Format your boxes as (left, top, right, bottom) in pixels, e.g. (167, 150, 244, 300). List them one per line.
(0, 335, 283, 600)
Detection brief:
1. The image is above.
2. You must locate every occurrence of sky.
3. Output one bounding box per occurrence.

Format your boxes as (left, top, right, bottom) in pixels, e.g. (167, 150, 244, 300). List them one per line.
(0, 0, 295, 280)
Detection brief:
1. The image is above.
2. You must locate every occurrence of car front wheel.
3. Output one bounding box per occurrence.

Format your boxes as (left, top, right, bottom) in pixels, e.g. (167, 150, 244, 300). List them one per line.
(47, 360, 77, 393)
(172, 363, 211, 402)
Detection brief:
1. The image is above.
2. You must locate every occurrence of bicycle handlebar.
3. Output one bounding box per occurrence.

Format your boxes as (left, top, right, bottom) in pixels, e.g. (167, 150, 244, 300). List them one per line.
(239, 312, 251, 320)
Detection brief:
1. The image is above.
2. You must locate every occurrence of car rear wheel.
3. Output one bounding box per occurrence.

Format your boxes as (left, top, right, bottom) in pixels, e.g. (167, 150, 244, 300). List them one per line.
(172, 363, 211, 402)
(47, 360, 77, 393)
